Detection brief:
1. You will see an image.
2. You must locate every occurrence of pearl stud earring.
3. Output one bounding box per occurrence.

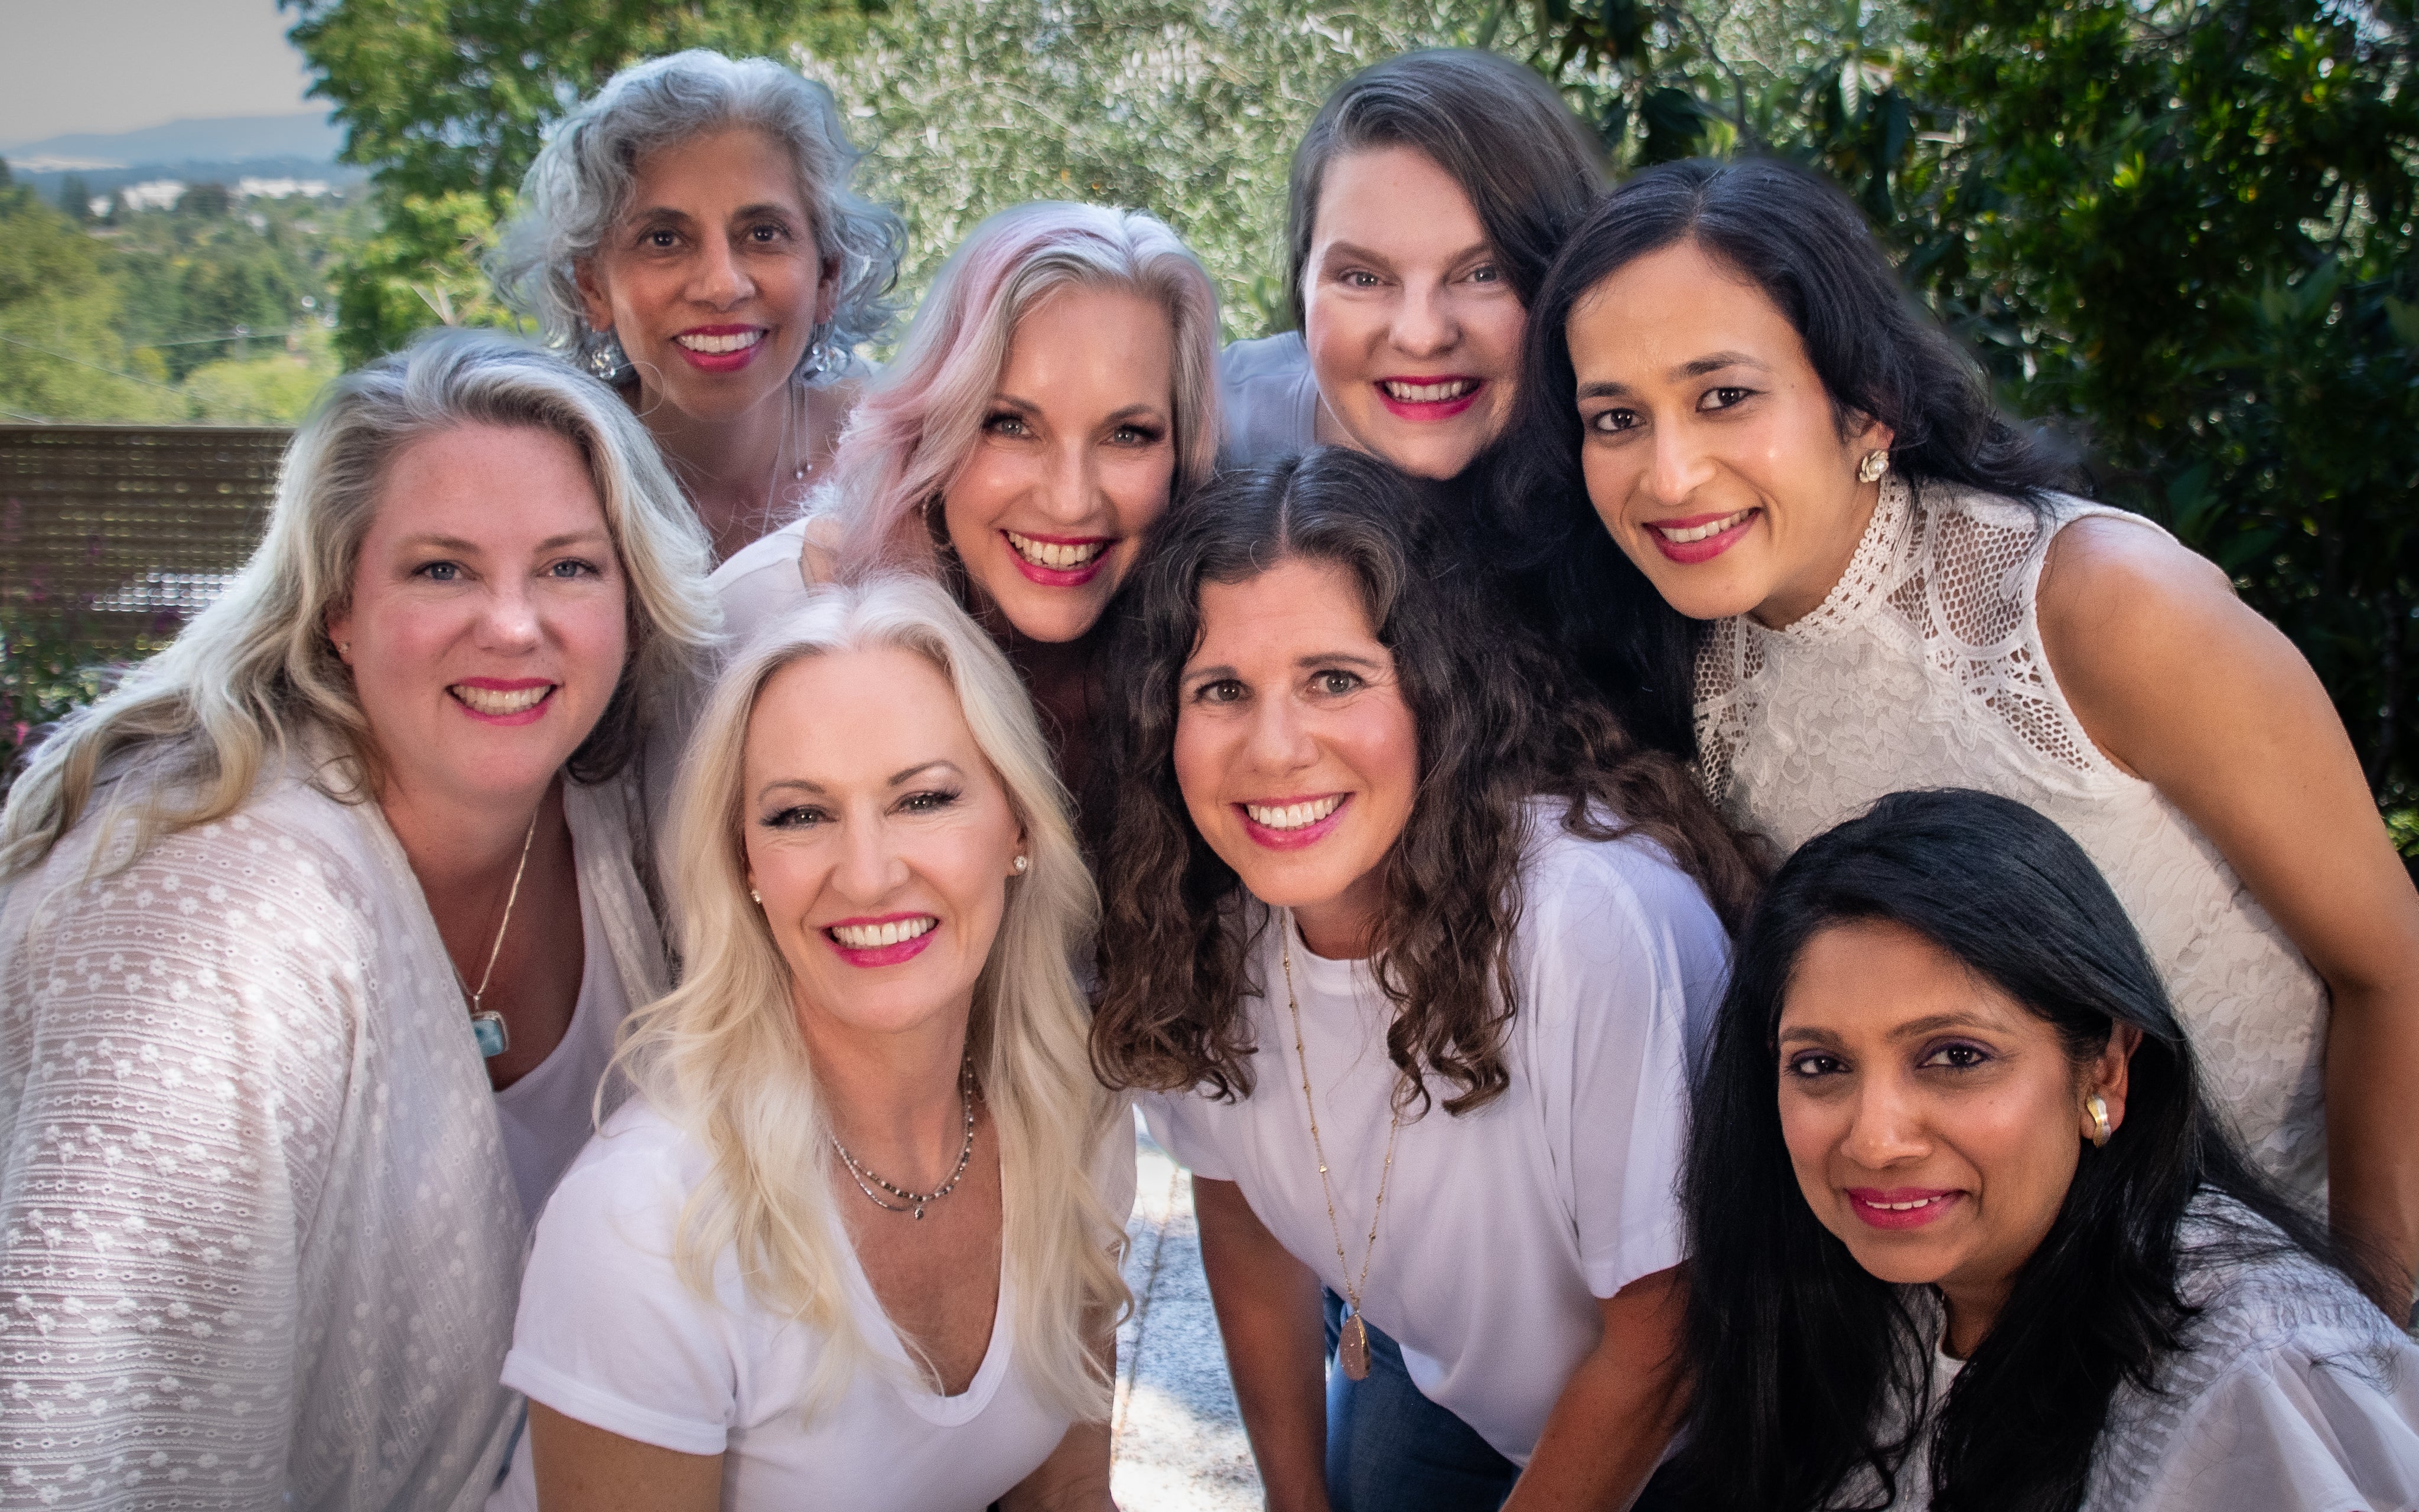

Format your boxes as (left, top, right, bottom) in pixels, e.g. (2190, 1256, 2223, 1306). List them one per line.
(1857, 449, 1891, 484)
(1012, 855, 1029, 874)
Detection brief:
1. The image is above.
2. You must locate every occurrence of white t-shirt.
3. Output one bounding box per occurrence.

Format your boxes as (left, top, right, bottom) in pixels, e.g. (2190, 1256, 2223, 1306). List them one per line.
(490, 858, 629, 1223)
(1141, 811, 1730, 1464)
(492, 1099, 1136, 1511)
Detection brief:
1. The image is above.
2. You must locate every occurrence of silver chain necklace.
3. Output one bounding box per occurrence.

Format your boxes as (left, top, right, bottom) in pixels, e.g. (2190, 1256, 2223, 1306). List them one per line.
(830, 1055, 978, 1220)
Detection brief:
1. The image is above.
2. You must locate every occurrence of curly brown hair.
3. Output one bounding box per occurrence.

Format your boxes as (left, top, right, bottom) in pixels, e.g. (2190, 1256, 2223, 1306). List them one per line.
(1090, 448, 1763, 1116)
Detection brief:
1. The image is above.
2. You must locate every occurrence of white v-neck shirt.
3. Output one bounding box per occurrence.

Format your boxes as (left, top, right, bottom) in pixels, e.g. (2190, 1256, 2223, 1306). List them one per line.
(493, 1100, 1127, 1511)
(1141, 810, 1730, 1464)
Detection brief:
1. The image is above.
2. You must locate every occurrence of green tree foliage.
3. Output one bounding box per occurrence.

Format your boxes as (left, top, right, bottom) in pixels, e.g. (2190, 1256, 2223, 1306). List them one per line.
(812, 0, 1499, 341)
(1522, 0, 2419, 849)
(281, 0, 880, 363)
(0, 186, 184, 423)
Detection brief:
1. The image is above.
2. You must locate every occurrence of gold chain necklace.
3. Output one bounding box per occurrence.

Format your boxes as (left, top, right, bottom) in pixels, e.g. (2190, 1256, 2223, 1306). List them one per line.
(1280, 913, 1404, 1383)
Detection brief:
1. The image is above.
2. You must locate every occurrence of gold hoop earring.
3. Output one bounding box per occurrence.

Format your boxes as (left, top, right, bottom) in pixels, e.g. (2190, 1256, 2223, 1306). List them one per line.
(1857, 449, 1891, 484)
(2086, 1094, 2112, 1148)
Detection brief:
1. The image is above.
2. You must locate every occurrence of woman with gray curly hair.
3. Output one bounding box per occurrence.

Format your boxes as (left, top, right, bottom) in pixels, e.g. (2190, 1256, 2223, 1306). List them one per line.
(494, 48, 904, 562)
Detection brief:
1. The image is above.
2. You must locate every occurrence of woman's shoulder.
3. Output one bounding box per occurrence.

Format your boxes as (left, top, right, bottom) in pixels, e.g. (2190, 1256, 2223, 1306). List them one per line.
(1219, 330, 1310, 385)
(2091, 1192, 2419, 1510)
(1516, 799, 1724, 933)
(537, 1100, 714, 1242)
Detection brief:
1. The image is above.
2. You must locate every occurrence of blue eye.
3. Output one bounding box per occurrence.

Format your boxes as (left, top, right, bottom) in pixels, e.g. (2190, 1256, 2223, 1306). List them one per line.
(416, 561, 463, 582)
(763, 806, 826, 829)
(546, 558, 601, 579)
(898, 788, 961, 814)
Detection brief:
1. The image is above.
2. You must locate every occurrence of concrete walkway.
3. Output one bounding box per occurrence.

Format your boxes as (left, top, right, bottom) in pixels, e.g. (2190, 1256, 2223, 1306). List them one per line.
(1112, 1120, 1264, 1510)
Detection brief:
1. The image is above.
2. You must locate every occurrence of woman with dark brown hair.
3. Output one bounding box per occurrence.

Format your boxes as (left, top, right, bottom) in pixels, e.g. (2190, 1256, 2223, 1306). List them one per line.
(1090, 447, 1760, 1511)
(1220, 49, 1604, 481)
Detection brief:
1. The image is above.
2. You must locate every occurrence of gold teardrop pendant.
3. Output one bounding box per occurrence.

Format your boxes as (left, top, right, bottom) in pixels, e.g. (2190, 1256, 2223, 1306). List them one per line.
(1339, 1312, 1370, 1381)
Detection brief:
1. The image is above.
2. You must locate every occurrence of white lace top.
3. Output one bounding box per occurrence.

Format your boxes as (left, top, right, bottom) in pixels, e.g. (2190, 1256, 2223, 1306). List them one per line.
(0, 759, 671, 1510)
(1697, 477, 2330, 1198)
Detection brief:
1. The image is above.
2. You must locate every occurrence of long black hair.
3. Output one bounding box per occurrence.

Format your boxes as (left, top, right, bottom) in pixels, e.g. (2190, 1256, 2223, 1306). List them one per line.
(1485, 157, 2072, 760)
(1282, 49, 1605, 330)
(1671, 787, 2345, 1512)
(1089, 448, 1761, 1115)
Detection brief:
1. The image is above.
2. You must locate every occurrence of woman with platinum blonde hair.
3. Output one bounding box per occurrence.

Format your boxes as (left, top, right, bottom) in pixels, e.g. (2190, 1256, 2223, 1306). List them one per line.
(0, 328, 718, 1507)
(496, 576, 1132, 1511)
(714, 200, 1218, 796)
(493, 48, 905, 561)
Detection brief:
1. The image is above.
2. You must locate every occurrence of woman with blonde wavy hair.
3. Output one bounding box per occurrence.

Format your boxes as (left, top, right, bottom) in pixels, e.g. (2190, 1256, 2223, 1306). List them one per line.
(495, 575, 1132, 1511)
(712, 200, 1219, 797)
(0, 328, 719, 1507)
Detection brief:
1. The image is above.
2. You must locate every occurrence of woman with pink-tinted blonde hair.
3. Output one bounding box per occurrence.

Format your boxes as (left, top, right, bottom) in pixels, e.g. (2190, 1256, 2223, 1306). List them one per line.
(710, 200, 1220, 797)
(706, 202, 1219, 784)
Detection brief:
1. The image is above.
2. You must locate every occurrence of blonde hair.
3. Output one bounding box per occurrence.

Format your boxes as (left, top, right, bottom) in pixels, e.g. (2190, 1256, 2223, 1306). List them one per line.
(0, 328, 721, 880)
(623, 573, 1127, 1419)
(823, 201, 1220, 576)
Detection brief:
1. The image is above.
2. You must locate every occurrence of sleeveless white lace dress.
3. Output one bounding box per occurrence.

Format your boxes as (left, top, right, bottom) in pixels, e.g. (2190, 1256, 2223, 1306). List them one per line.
(1695, 475, 2330, 1200)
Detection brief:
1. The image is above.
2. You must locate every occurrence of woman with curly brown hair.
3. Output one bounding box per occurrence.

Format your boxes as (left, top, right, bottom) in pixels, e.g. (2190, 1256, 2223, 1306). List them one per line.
(1090, 447, 1761, 1512)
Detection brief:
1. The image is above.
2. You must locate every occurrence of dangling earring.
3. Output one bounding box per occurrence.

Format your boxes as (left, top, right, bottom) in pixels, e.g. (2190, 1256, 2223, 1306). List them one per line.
(2086, 1094, 2112, 1147)
(794, 321, 837, 384)
(585, 330, 631, 383)
(1011, 855, 1029, 875)
(1857, 448, 1891, 484)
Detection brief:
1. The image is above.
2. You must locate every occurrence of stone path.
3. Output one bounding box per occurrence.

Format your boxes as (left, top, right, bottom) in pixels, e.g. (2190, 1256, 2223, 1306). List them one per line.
(1111, 1118, 1264, 1510)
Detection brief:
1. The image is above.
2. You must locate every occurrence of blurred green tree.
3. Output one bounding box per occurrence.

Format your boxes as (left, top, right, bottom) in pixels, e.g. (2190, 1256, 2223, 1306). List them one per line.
(281, 0, 883, 363)
(0, 185, 183, 423)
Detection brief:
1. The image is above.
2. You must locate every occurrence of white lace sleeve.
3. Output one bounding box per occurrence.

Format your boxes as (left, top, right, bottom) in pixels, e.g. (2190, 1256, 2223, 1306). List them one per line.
(0, 818, 370, 1507)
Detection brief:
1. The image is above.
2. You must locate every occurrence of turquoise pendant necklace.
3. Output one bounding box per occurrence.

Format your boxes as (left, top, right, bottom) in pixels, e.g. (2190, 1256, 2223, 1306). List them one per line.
(456, 810, 538, 1060)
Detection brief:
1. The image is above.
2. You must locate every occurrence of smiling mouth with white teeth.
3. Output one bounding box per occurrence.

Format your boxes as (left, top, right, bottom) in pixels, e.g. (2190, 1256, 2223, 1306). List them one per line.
(450, 684, 553, 716)
(1655, 507, 1757, 544)
(1243, 795, 1343, 830)
(1005, 530, 1111, 570)
(827, 917, 937, 949)
(1381, 378, 1477, 403)
(674, 330, 766, 354)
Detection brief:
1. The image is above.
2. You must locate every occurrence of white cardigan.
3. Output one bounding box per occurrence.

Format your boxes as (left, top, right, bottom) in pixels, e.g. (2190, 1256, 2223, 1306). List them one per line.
(0, 757, 670, 1510)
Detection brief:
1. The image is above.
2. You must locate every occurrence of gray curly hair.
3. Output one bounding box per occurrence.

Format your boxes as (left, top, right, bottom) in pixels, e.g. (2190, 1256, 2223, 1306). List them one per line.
(491, 49, 904, 380)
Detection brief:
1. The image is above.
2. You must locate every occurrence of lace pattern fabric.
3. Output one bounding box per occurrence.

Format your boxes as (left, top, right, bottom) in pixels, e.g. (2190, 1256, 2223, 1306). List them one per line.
(0, 764, 666, 1510)
(1698, 477, 2331, 1198)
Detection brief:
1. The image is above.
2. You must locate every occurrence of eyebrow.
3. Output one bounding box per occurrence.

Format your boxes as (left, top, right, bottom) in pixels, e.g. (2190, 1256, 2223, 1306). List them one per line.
(1181, 651, 1388, 682)
(1776, 1010, 2005, 1048)
(1576, 351, 1773, 401)
(751, 760, 963, 804)
(1319, 237, 1492, 271)
(393, 530, 609, 554)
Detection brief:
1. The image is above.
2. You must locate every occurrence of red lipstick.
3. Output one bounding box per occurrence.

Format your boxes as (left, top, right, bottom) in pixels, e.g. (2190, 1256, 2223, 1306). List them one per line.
(821, 911, 940, 969)
(1373, 375, 1484, 422)
(1646, 507, 1759, 565)
(672, 324, 769, 374)
(1235, 794, 1350, 851)
(1844, 1187, 1964, 1231)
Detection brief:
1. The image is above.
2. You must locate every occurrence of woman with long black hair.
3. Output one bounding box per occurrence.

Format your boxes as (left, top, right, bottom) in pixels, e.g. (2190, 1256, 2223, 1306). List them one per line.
(1673, 787, 2419, 1512)
(1492, 155, 2419, 1314)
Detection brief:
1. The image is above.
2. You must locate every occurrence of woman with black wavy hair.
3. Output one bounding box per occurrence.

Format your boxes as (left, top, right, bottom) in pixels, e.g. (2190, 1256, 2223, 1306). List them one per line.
(1673, 787, 2419, 1512)
(1490, 154, 2419, 1315)
(1090, 447, 1760, 1511)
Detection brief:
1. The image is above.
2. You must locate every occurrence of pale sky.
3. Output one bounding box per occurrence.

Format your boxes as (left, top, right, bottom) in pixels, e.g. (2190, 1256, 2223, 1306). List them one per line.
(0, 0, 320, 148)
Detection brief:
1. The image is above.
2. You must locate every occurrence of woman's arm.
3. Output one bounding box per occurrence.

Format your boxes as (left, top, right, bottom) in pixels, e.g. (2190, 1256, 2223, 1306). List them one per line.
(0, 839, 364, 1506)
(528, 1402, 721, 1511)
(2040, 517, 2419, 1316)
(1002, 1322, 1121, 1512)
(1194, 1176, 1333, 1512)
(1500, 1266, 1689, 1512)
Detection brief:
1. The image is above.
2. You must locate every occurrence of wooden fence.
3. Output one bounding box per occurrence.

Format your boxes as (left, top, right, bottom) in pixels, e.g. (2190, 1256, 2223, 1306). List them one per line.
(0, 424, 291, 638)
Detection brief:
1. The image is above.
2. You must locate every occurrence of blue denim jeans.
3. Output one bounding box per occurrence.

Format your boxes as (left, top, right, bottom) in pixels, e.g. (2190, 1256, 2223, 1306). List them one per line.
(1319, 1290, 1688, 1512)
(1322, 1290, 1519, 1512)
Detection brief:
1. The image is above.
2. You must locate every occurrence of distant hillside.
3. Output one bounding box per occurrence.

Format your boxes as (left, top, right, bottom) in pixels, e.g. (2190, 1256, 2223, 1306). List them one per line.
(2, 113, 343, 171)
